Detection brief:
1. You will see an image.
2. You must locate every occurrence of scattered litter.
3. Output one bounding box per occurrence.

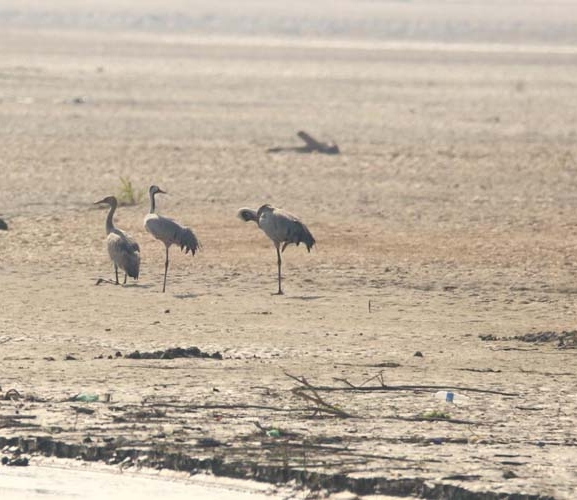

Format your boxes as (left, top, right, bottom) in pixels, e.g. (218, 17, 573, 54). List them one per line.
(73, 393, 99, 403)
(253, 422, 299, 439)
(435, 391, 469, 405)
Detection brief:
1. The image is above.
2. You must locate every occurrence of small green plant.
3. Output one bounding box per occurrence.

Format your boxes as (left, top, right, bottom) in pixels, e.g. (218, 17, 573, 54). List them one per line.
(117, 176, 144, 206)
(420, 410, 451, 420)
(266, 428, 284, 438)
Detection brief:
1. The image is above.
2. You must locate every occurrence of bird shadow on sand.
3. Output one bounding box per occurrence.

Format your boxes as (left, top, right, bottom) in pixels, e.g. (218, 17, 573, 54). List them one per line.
(173, 292, 201, 300)
(124, 283, 154, 289)
(94, 278, 153, 289)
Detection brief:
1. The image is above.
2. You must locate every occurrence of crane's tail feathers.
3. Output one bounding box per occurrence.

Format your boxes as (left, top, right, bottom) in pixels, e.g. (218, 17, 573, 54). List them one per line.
(237, 208, 259, 223)
(179, 228, 201, 256)
(282, 223, 316, 253)
(299, 228, 316, 252)
(123, 253, 140, 279)
(304, 232, 316, 252)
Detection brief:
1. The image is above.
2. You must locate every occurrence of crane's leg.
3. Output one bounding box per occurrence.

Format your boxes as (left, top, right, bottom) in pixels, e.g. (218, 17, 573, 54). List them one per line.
(123, 273, 127, 285)
(274, 245, 283, 295)
(162, 246, 169, 293)
(114, 264, 119, 285)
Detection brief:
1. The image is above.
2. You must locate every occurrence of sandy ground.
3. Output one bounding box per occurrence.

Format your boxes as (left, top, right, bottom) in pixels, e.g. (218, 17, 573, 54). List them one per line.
(1, 2, 577, 498)
(0, 460, 282, 500)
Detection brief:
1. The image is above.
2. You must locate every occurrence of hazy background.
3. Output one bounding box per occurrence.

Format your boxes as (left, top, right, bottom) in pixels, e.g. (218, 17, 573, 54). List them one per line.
(2, 0, 577, 46)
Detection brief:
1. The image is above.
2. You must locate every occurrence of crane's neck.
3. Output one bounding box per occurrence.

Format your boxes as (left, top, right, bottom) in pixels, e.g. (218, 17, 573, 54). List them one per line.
(105, 201, 117, 234)
(149, 191, 156, 214)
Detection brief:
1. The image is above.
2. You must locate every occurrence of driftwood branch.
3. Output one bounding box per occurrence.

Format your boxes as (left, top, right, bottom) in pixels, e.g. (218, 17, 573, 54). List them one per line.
(286, 373, 352, 418)
(267, 131, 340, 155)
(332, 377, 357, 388)
(303, 379, 518, 397)
(143, 402, 304, 413)
(385, 415, 479, 425)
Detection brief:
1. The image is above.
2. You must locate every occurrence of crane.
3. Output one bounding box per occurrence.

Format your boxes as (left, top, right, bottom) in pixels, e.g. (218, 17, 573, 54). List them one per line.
(94, 196, 140, 285)
(144, 185, 201, 293)
(238, 204, 315, 294)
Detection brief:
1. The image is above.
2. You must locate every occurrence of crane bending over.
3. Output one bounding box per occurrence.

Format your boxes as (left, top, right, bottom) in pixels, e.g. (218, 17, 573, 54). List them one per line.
(238, 204, 315, 295)
(144, 185, 201, 293)
(94, 196, 140, 285)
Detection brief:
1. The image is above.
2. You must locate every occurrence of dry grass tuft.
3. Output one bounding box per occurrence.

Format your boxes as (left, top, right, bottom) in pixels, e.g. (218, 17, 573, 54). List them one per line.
(116, 177, 144, 206)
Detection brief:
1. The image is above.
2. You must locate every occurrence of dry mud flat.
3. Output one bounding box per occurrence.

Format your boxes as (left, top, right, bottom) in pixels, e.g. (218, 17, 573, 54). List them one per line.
(2, 13, 577, 500)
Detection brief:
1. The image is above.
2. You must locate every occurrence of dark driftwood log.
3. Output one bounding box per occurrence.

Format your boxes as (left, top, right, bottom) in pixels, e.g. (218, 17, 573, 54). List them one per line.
(267, 131, 340, 155)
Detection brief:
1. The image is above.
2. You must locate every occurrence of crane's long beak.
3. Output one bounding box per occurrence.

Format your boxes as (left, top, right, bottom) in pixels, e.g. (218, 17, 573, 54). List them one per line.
(158, 189, 167, 195)
(94, 198, 107, 205)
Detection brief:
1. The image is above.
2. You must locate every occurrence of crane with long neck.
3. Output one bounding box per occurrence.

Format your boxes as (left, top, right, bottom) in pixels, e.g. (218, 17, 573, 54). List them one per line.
(144, 185, 201, 293)
(95, 195, 140, 285)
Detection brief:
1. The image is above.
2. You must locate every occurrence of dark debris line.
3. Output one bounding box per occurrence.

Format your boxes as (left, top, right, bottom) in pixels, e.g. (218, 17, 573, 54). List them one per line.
(124, 346, 223, 360)
(0, 436, 555, 500)
(479, 331, 577, 348)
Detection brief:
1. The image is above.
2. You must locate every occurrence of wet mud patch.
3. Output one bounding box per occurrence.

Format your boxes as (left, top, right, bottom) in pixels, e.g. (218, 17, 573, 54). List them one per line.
(0, 436, 555, 500)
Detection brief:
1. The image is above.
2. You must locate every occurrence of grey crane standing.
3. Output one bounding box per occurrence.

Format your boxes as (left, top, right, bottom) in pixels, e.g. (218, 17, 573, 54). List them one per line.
(144, 185, 201, 293)
(238, 204, 315, 294)
(94, 195, 140, 285)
